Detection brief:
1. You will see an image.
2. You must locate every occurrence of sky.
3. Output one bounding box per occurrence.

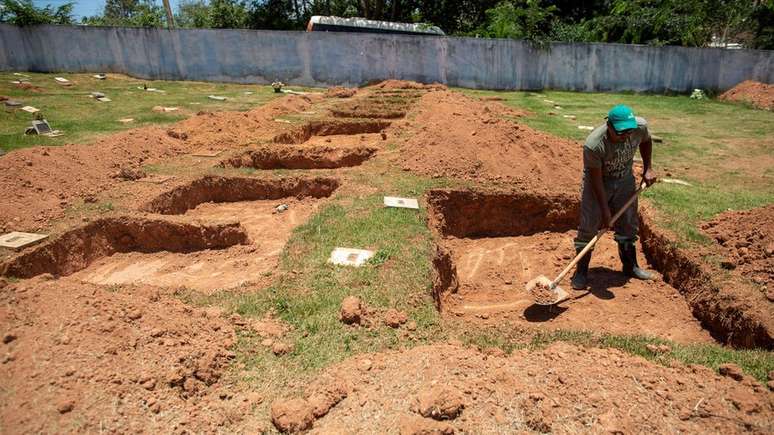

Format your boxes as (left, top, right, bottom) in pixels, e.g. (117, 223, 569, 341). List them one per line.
(33, 0, 184, 20)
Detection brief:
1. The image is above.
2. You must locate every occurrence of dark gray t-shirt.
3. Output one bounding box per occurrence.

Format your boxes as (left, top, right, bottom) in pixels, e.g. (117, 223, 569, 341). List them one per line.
(583, 117, 650, 179)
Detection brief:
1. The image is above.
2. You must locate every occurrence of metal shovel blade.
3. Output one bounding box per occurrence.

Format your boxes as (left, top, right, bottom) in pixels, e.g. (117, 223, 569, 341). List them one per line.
(526, 275, 570, 306)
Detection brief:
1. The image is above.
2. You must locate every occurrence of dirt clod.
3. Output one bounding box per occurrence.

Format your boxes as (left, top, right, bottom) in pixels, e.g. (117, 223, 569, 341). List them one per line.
(384, 309, 408, 328)
(307, 384, 347, 418)
(271, 398, 314, 433)
(399, 415, 455, 435)
(56, 400, 75, 414)
(114, 166, 146, 181)
(272, 342, 293, 356)
(413, 386, 464, 420)
(718, 363, 746, 381)
(645, 344, 671, 354)
(340, 296, 363, 325)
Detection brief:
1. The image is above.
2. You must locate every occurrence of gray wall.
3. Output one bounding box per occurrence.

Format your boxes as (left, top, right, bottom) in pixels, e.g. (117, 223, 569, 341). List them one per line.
(1, 24, 773, 92)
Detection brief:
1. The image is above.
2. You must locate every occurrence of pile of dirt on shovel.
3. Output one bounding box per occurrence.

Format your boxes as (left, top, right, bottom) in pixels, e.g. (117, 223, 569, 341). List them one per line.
(272, 342, 773, 433)
(701, 204, 774, 290)
(0, 95, 314, 231)
(719, 81, 774, 110)
(0, 277, 268, 433)
(398, 90, 581, 194)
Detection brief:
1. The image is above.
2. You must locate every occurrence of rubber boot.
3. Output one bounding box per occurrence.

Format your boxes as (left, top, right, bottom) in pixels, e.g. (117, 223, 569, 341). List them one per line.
(570, 248, 592, 290)
(618, 242, 653, 280)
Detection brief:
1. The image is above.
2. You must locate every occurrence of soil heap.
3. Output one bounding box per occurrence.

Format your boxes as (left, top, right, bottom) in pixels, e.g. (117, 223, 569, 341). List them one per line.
(275, 342, 773, 433)
(719, 80, 774, 110)
(702, 205, 774, 289)
(398, 91, 582, 194)
(0, 95, 314, 231)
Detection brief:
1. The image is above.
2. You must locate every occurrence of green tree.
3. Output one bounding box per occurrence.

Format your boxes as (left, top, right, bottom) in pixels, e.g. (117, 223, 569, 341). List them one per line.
(82, 0, 166, 27)
(0, 0, 74, 25)
(248, 0, 296, 29)
(749, 0, 774, 49)
(176, 0, 211, 27)
(477, 0, 558, 42)
(210, 0, 247, 28)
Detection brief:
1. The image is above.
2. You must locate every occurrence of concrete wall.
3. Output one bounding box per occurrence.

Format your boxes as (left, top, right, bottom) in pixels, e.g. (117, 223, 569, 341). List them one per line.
(1, 24, 773, 92)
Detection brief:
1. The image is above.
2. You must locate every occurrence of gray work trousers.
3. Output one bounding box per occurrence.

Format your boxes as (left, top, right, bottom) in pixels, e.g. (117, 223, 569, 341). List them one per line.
(574, 172, 638, 250)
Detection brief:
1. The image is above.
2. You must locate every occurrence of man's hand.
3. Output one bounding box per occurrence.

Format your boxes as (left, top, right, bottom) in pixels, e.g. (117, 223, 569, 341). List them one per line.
(642, 168, 657, 187)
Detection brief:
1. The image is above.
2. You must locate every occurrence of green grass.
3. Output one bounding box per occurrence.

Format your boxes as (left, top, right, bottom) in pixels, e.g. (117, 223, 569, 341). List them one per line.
(181, 172, 456, 390)
(0, 72, 321, 152)
(462, 88, 774, 243)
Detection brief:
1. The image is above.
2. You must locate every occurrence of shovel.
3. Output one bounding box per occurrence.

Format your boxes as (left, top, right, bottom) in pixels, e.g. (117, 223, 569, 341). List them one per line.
(526, 181, 649, 305)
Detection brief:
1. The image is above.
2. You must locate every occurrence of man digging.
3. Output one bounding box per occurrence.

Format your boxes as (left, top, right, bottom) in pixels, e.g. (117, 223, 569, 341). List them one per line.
(571, 104, 657, 290)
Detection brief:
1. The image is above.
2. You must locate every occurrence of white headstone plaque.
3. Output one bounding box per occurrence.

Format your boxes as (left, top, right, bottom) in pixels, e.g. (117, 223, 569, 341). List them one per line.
(328, 247, 374, 267)
(384, 196, 419, 209)
(0, 232, 48, 249)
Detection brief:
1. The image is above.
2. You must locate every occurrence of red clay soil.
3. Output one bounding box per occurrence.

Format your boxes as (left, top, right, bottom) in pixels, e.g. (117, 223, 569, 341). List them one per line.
(442, 232, 712, 343)
(0, 95, 315, 231)
(0, 278, 269, 434)
(371, 80, 448, 91)
(220, 146, 377, 170)
(719, 80, 774, 110)
(324, 86, 357, 98)
(274, 342, 773, 433)
(701, 205, 774, 289)
(398, 91, 581, 193)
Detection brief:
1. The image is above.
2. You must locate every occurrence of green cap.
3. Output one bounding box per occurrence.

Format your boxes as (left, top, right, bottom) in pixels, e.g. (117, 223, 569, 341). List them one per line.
(607, 104, 637, 132)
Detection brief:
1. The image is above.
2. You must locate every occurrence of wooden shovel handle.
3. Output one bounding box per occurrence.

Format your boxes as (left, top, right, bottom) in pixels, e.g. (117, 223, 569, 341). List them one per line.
(551, 182, 647, 288)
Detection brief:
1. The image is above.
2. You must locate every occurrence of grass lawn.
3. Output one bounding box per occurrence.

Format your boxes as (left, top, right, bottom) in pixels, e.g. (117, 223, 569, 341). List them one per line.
(1, 73, 771, 394)
(0, 72, 318, 152)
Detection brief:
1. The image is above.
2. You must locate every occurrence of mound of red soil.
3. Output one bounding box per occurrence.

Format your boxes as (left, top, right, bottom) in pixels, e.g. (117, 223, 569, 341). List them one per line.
(371, 80, 447, 91)
(0, 95, 314, 231)
(286, 342, 772, 433)
(719, 81, 774, 110)
(399, 91, 580, 193)
(701, 205, 774, 288)
(172, 95, 316, 149)
(0, 278, 266, 434)
(324, 86, 357, 98)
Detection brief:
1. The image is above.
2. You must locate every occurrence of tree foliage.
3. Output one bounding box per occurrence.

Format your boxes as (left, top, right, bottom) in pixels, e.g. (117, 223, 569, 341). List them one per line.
(17, 0, 768, 49)
(82, 0, 166, 27)
(0, 0, 74, 25)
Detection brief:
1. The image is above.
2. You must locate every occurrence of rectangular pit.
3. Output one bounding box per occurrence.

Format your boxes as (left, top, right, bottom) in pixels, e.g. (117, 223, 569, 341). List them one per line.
(219, 146, 376, 170)
(427, 188, 773, 348)
(273, 120, 391, 144)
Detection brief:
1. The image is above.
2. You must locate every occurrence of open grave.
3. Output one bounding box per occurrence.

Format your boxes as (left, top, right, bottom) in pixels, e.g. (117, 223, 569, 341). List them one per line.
(0, 176, 340, 293)
(272, 119, 391, 146)
(0, 217, 249, 279)
(427, 188, 726, 345)
(219, 146, 377, 170)
(61, 176, 340, 292)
